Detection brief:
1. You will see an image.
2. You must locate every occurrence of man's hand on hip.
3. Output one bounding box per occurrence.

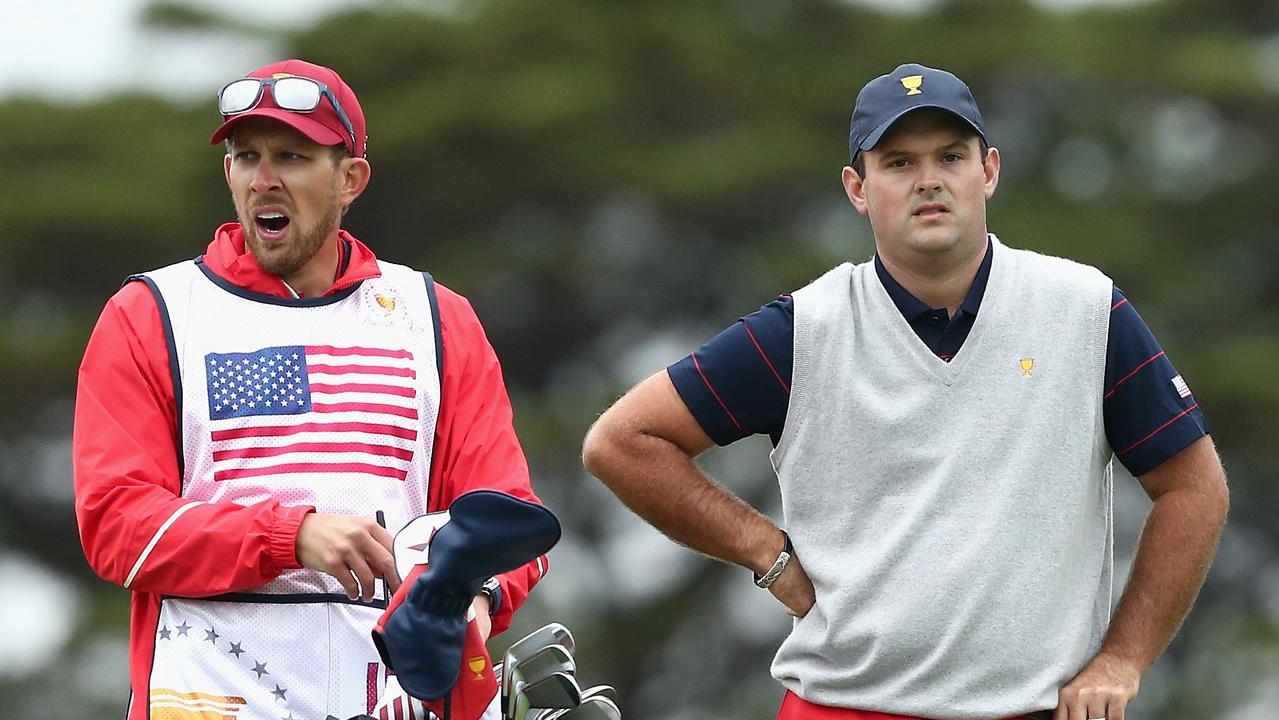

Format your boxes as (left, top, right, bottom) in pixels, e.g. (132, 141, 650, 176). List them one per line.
(297, 513, 401, 602)
(1053, 650, 1141, 720)
(770, 554, 816, 618)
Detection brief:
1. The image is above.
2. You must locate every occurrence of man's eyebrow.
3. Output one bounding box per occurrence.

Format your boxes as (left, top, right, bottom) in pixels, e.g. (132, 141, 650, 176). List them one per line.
(877, 139, 970, 159)
(876, 148, 912, 160)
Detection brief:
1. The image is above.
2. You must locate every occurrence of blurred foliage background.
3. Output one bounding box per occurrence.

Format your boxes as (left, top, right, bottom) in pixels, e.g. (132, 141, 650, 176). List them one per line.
(1, 0, 1277, 717)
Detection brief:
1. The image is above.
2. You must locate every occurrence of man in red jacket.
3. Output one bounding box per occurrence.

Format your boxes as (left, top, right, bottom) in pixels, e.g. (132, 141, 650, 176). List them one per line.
(73, 58, 547, 720)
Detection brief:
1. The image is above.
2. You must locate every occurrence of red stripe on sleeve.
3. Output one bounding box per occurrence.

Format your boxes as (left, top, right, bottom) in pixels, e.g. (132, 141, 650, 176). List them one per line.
(692, 353, 744, 431)
(1117, 403, 1199, 456)
(741, 320, 790, 393)
(1111, 298, 1129, 312)
(1104, 351, 1165, 400)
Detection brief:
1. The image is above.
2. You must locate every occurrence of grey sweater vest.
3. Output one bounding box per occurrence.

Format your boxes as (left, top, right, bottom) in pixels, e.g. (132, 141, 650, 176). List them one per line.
(769, 237, 1114, 719)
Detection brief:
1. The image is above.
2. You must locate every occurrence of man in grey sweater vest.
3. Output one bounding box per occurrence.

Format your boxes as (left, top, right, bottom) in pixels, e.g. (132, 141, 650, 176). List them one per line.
(581, 63, 1228, 720)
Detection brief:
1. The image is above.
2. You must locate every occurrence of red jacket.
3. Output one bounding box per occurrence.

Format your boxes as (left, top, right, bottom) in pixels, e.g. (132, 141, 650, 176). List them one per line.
(74, 224, 546, 715)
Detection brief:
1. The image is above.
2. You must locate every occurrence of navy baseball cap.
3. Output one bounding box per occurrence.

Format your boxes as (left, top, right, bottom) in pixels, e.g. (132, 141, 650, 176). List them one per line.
(848, 63, 987, 164)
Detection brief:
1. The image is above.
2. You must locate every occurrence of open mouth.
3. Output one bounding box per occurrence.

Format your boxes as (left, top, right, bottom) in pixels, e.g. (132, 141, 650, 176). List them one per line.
(254, 210, 292, 239)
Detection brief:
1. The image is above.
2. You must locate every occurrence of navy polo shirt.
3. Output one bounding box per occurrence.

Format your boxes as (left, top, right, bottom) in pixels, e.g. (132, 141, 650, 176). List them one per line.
(668, 241, 1208, 477)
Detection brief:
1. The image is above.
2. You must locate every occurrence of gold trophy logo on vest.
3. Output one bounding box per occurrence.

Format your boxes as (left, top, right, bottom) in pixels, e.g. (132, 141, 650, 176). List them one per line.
(204, 343, 420, 483)
(361, 280, 421, 330)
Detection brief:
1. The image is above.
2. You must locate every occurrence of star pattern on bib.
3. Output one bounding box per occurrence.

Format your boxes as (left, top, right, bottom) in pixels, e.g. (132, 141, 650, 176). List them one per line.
(157, 616, 292, 717)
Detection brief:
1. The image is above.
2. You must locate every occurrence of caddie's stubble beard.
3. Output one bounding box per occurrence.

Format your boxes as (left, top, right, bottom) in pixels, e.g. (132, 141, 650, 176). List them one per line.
(239, 189, 342, 279)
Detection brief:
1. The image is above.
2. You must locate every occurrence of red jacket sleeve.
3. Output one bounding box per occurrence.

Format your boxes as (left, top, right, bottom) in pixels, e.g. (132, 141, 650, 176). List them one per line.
(73, 281, 314, 597)
(429, 284, 548, 636)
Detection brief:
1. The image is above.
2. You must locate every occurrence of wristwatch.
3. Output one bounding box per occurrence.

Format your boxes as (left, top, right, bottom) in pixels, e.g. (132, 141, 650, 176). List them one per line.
(753, 530, 794, 589)
(479, 576, 503, 616)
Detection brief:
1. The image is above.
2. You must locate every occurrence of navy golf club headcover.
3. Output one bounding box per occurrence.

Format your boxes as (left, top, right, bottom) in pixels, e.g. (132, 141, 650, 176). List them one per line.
(372, 490, 561, 701)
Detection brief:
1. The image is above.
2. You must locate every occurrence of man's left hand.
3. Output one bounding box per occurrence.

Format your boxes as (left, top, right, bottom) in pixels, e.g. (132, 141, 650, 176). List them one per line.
(1052, 651, 1141, 720)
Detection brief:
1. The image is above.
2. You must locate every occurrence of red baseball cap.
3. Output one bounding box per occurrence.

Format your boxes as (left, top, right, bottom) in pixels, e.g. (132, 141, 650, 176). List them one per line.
(210, 59, 367, 158)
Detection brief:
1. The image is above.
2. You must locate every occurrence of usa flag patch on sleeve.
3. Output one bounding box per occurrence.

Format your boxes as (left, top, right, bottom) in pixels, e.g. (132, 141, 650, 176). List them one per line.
(1172, 374, 1193, 399)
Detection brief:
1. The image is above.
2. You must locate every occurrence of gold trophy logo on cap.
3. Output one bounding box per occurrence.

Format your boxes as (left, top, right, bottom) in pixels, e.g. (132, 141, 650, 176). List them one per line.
(900, 75, 924, 95)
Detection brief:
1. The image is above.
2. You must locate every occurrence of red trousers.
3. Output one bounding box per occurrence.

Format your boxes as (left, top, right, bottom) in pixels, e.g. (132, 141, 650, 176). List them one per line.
(777, 690, 1047, 720)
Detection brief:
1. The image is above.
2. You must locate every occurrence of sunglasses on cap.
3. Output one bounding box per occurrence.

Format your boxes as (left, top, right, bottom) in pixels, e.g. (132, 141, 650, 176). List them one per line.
(218, 76, 358, 154)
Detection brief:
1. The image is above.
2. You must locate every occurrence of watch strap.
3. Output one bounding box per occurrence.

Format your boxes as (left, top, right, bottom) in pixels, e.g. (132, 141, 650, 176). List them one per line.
(480, 576, 503, 616)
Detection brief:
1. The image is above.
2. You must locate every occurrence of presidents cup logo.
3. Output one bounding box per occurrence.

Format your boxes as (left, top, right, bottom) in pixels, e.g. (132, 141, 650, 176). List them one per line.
(361, 283, 418, 330)
(374, 293, 397, 315)
(901, 75, 924, 95)
(1020, 358, 1035, 377)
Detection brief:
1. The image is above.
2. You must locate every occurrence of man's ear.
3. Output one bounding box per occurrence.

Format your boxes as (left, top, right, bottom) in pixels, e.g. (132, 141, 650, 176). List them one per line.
(842, 165, 869, 216)
(983, 146, 1001, 200)
(338, 157, 372, 208)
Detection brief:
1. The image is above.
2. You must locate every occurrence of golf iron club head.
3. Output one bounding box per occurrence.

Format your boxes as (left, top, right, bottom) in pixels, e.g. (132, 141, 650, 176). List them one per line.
(577, 685, 617, 705)
(502, 624, 575, 718)
(532, 695, 621, 720)
(514, 644, 575, 682)
(504, 623, 575, 663)
(520, 671, 581, 709)
(565, 695, 621, 720)
(505, 645, 574, 720)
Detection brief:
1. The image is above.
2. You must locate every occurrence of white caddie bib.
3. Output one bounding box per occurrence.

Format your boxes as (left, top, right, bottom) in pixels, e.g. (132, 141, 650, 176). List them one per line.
(136, 257, 443, 720)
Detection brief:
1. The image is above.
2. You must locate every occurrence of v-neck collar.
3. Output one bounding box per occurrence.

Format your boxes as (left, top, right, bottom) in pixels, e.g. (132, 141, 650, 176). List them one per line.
(873, 235, 993, 324)
(867, 235, 1004, 385)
